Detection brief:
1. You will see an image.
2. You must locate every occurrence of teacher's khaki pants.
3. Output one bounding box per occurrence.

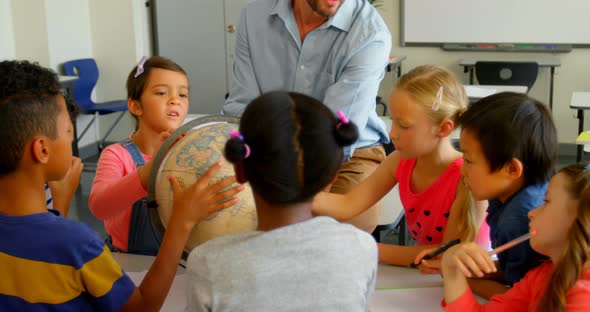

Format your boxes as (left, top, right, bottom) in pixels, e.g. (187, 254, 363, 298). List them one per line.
(329, 145, 386, 233)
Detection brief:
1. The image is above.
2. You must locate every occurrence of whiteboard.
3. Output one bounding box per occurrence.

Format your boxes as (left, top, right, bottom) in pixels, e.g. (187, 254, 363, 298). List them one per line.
(402, 0, 590, 45)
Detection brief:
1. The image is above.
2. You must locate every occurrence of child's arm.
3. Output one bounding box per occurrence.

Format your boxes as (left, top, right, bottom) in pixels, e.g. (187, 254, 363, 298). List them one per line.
(440, 243, 535, 311)
(48, 156, 83, 217)
(89, 146, 150, 220)
(120, 162, 244, 311)
(312, 151, 400, 220)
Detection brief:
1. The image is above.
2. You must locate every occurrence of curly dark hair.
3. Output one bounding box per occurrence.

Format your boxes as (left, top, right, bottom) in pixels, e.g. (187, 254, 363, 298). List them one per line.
(0, 60, 64, 176)
(0, 60, 78, 120)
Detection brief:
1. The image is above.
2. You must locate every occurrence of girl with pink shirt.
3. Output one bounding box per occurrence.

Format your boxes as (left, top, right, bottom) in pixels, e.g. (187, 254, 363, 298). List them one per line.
(313, 65, 489, 267)
(440, 163, 590, 312)
(89, 56, 190, 254)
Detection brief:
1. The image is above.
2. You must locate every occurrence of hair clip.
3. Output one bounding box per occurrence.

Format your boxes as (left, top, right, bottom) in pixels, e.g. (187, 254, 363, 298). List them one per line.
(432, 86, 444, 111)
(336, 110, 349, 129)
(230, 130, 251, 159)
(134, 56, 148, 78)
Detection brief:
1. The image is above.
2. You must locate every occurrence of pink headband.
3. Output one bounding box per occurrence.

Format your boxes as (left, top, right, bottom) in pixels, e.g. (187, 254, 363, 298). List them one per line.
(230, 130, 251, 159)
(336, 110, 349, 129)
(134, 56, 148, 78)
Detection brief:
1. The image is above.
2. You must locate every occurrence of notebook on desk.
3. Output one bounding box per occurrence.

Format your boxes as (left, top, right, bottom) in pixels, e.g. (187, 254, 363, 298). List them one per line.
(577, 131, 590, 144)
(464, 85, 497, 99)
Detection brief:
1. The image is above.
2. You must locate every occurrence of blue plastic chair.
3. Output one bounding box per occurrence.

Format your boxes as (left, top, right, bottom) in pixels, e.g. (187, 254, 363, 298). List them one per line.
(62, 58, 128, 150)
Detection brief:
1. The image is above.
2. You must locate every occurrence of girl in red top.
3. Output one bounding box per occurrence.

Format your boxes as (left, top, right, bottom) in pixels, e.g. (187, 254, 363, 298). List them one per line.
(313, 65, 488, 266)
(440, 163, 590, 312)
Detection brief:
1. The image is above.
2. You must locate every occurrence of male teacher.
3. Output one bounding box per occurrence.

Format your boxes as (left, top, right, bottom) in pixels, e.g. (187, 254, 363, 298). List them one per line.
(223, 0, 391, 233)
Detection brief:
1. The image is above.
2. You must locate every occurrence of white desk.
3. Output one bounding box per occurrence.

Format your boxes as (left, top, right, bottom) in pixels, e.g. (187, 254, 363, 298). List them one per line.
(58, 75, 77, 95)
(388, 55, 407, 79)
(459, 59, 561, 110)
(465, 85, 528, 101)
(113, 252, 464, 311)
(376, 264, 442, 290)
(373, 265, 446, 311)
(111, 252, 186, 273)
(59, 75, 78, 84)
(570, 92, 590, 162)
(113, 253, 187, 311)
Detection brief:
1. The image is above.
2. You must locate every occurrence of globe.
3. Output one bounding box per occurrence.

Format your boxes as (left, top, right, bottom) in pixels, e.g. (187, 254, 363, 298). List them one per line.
(149, 116, 257, 253)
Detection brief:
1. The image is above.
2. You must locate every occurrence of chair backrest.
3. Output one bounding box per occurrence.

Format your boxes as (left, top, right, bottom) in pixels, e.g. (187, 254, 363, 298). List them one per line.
(62, 58, 99, 110)
(475, 61, 539, 91)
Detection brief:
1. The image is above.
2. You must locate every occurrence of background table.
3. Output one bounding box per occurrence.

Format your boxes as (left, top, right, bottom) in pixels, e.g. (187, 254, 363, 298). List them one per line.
(459, 59, 561, 110)
(464, 84, 528, 102)
(570, 92, 590, 162)
(388, 55, 407, 80)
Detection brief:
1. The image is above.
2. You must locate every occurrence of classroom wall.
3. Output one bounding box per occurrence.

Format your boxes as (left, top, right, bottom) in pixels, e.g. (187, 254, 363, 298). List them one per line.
(85, 0, 153, 146)
(0, 0, 15, 60)
(45, 0, 93, 69)
(4, 1, 587, 148)
(86, 0, 138, 147)
(43, 0, 101, 148)
(1, 0, 147, 150)
(10, 0, 50, 66)
(376, 0, 590, 144)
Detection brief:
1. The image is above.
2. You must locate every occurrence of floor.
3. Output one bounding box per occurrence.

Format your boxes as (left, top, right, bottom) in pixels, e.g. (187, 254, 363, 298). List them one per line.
(68, 147, 583, 245)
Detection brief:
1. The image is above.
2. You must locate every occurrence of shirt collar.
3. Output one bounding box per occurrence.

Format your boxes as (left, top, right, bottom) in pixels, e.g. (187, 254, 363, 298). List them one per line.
(326, 0, 353, 32)
(270, 0, 354, 32)
(270, 0, 293, 20)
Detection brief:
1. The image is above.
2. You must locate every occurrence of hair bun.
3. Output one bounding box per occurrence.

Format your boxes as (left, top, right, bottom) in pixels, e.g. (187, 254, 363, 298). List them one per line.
(334, 121, 359, 146)
(224, 137, 248, 163)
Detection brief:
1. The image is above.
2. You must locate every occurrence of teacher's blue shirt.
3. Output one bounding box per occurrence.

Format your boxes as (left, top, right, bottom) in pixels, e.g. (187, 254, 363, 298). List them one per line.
(223, 0, 392, 160)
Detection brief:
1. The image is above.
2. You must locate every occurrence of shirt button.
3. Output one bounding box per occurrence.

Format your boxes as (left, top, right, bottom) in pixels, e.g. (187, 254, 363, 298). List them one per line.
(300, 65, 305, 70)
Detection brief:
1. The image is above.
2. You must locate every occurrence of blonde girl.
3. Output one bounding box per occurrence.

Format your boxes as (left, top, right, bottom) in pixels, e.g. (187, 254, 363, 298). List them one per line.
(313, 65, 488, 266)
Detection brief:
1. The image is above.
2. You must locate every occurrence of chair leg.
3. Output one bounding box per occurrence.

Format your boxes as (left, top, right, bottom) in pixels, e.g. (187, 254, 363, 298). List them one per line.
(376, 96, 387, 116)
(94, 111, 100, 148)
(372, 227, 382, 243)
(77, 116, 96, 142)
(398, 215, 407, 246)
(99, 112, 126, 150)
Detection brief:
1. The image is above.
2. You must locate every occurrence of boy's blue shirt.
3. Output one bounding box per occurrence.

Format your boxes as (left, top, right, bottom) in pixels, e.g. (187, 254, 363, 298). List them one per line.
(486, 182, 548, 285)
(0, 209, 135, 311)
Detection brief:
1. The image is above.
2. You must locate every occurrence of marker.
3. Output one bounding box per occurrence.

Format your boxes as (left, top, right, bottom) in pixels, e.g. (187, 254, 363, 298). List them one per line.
(488, 230, 537, 256)
(478, 44, 496, 49)
(410, 238, 461, 268)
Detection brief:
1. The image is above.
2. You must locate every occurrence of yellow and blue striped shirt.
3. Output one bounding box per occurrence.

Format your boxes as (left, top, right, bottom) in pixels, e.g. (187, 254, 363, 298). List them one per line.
(0, 210, 135, 311)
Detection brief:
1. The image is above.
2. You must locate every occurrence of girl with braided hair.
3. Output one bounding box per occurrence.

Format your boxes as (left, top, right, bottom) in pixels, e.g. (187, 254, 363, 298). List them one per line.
(185, 91, 378, 311)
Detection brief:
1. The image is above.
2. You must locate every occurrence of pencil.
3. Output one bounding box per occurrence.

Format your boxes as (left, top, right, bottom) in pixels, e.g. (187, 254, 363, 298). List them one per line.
(488, 232, 534, 256)
(409, 238, 461, 268)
